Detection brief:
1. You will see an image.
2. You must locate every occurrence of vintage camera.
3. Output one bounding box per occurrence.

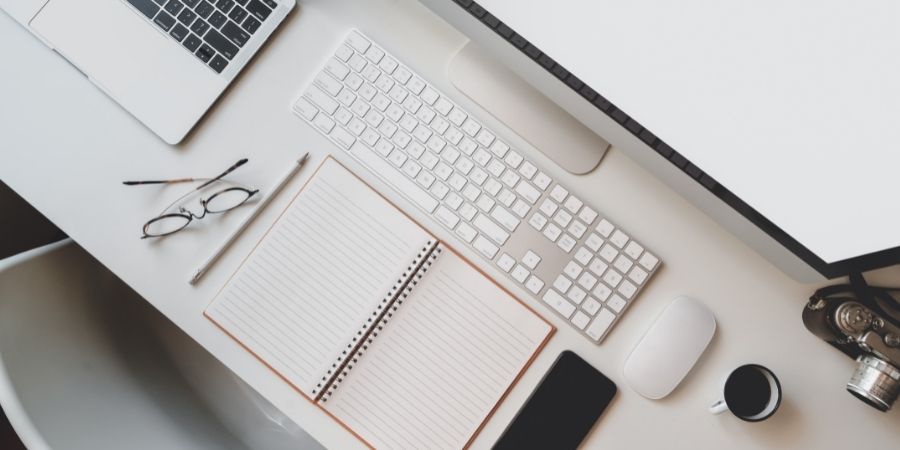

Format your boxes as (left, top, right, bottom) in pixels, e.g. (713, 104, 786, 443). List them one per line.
(803, 295, 900, 412)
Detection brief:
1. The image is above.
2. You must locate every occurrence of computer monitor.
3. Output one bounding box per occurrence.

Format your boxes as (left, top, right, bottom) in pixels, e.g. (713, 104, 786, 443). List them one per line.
(420, 0, 900, 282)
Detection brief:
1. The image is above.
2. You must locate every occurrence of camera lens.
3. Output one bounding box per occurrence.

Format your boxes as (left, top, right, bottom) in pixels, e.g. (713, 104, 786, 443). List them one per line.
(846, 355, 900, 412)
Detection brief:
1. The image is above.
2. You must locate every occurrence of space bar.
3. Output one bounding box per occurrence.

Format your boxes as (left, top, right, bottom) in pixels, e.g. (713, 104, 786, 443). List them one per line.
(349, 142, 439, 213)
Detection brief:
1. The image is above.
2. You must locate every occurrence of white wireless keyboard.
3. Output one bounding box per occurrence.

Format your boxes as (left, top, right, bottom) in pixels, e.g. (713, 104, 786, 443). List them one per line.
(292, 30, 660, 343)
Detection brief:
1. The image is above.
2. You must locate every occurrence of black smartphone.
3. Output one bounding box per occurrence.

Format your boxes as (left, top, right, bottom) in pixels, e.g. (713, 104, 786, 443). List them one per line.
(493, 351, 617, 450)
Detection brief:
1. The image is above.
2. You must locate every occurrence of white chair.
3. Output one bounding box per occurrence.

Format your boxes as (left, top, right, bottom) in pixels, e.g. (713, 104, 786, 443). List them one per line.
(0, 240, 323, 450)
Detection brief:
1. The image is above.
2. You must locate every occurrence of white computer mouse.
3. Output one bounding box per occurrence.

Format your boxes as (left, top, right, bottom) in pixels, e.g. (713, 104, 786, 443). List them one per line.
(623, 296, 716, 399)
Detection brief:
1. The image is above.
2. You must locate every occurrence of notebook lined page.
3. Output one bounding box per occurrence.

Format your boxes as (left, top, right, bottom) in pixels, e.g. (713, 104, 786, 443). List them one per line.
(206, 158, 433, 398)
(322, 246, 553, 449)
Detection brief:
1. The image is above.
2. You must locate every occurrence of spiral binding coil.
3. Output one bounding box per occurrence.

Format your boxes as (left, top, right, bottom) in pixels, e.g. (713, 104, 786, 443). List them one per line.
(320, 244, 444, 402)
(312, 240, 440, 397)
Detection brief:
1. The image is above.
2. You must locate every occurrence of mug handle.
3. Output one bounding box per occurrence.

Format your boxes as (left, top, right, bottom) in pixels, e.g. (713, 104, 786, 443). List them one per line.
(709, 399, 728, 415)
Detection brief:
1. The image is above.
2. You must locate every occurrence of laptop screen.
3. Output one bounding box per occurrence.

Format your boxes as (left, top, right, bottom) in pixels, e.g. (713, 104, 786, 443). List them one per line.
(480, 0, 900, 264)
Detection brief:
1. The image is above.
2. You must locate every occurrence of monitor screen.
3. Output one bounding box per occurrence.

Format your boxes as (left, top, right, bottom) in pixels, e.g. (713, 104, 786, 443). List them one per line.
(479, 0, 900, 264)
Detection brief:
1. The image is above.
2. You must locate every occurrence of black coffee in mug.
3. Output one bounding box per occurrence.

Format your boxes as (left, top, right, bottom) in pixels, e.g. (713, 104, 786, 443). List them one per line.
(725, 366, 772, 417)
(710, 364, 781, 421)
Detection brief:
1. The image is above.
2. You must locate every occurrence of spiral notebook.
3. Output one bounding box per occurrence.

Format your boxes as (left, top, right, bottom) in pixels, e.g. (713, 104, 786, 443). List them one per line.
(204, 157, 554, 449)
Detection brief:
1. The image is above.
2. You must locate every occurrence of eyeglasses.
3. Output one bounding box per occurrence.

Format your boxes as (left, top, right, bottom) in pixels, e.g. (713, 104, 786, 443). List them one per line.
(124, 159, 259, 239)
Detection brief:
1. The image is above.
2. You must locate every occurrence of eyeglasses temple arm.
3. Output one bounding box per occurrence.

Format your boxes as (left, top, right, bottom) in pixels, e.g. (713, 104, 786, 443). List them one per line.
(196, 158, 248, 191)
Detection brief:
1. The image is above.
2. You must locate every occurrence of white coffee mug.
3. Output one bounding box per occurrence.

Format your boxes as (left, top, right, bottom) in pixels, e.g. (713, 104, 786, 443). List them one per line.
(709, 364, 781, 422)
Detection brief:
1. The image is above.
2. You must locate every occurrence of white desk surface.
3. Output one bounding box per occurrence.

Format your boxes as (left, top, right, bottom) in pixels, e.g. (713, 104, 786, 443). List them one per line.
(2, 1, 899, 448)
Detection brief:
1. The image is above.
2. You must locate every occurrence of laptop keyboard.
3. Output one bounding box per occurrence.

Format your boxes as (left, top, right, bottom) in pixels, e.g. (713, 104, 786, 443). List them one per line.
(124, 0, 277, 73)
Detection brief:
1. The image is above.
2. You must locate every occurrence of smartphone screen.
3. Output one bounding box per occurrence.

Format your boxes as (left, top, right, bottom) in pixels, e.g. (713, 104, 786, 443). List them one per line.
(493, 351, 617, 450)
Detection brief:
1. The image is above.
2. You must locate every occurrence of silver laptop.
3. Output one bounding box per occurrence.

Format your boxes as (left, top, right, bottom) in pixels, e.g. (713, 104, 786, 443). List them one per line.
(1, 0, 294, 143)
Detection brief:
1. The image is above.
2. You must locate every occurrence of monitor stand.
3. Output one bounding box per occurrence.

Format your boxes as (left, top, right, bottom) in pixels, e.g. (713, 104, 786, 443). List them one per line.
(447, 41, 609, 175)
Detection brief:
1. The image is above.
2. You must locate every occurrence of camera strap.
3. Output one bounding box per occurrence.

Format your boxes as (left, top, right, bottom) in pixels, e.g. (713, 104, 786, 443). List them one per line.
(811, 273, 900, 328)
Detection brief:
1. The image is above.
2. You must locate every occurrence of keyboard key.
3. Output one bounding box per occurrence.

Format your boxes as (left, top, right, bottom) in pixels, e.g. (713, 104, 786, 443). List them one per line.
(533, 172, 552, 191)
(585, 233, 603, 251)
(346, 31, 371, 53)
(528, 212, 547, 231)
(126, 0, 160, 19)
(618, 281, 637, 300)
(525, 276, 545, 294)
(292, 98, 317, 121)
(586, 309, 616, 341)
(215, 0, 234, 13)
(564, 196, 583, 214)
(209, 10, 227, 28)
(607, 294, 627, 313)
(624, 241, 645, 260)
(182, 33, 202, 52)
(434, 97, 453, 115)
(153, 11, 177, 31)
(610, 229, 629, 248)
(312, 113, 334, 133)
(629, 267, 649, 285)
(473, 236, 498, 259)
(563, 261, 582, 279)
(567, 287, 587, 304)
(164, 0, 184, 16)
(497, 253, 516, 272)
(613, 254, 634, 274)
(221, 20, 250, 47)
(542, 223, 562, 242)
(195, 43, 215, 62)
(490, 205, 520, 232)
(195, 1, 215, 18)
(170, 23, 189, 41)
(184, 0, 199, 6)
(588, 258, 609, 277)
(578, 207, 598, 225)
(592, 283, 612, 301)
(190, 19, 210, 36)
(177, 8, 197, 25)
(599, 244, 618, 263)
(550, 184, 568, 202)
(553, 210, 572, 228)
(228, 6, 248, 23)
(434, 205, 460, 229)
(304, 86, 339, 114)
(473, 214, 509, 245)
(456, 223, 477, 243)
(553, 275, 572, 294)
(578, 272, 597, 290)
(542, 290, 575, 319)
(514, 181, 540, 204)
(516, 160, 536, 179)
(242, 16, 261, 34)
(329, 126, 356, 150)
(557, 234, 576, 252)
(571, 311, 591, 330)
(209, 54, 228, 73)
(639, 252, 659, 271)
(602, 269, 623, 288)
(582, 298, 601, 315)
(596, 219, 614, 237)
(574, 247, 592, 265)
(568, 220, 587, 239)
(521, 250, 541, 269)
(490, 140, 509, 158)
(511, 199, 530, 218)
(538, 203, 558, 223)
